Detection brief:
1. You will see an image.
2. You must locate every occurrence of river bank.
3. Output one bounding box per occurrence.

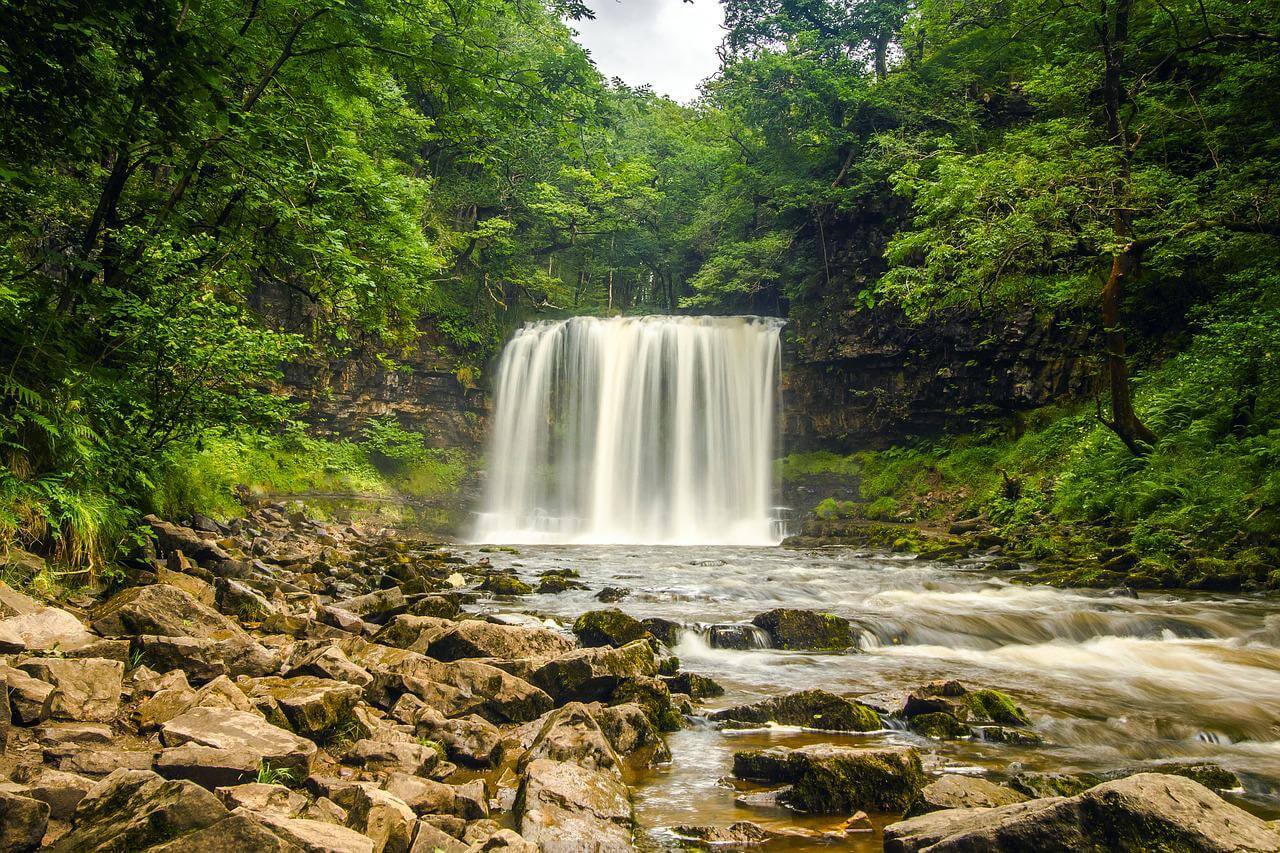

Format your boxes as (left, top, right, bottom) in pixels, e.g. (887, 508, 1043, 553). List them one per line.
(0, 502, 1276, 850)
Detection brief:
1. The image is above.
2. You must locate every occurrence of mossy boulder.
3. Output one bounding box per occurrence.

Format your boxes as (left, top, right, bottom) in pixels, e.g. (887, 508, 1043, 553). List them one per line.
(1149, 762, 1240, 790)
(1007, 771, 1101, 799)
(536, 571, 586, 594)
(663, 671, 724, 700)
(909, 712, 971, 740)
(641, 617, 682, 646)
(733, 744, 925, 814)
(529, 640, 659, 703)
(572, 609, 651, 648)
(710, 689, 879, 732)
(611, 676, 683, 732)
(964, 689, 1030, 726)
(751, 608, 854, 651)
(480, 574, 533, 596)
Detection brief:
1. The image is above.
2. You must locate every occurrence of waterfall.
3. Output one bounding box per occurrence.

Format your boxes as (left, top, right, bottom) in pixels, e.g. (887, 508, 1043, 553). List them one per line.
(474, 315, 783, 545)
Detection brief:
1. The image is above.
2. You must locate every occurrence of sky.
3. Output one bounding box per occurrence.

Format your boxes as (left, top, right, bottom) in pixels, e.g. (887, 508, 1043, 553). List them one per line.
(571, 0, 726, 103)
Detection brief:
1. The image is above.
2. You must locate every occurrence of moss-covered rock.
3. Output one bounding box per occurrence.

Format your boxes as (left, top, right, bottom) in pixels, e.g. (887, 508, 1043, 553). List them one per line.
(536, 572, 587, 594)
(529, 640, 659, 703)
(733, 744, 925, 814)
(751, 608, 854, 651)
(663, 671, 724, 700)
(611, 676, 683, 732)
(641, 617, 682, 646)
(480, 574, 532, 596)
(964, 689, 1030, 726)
(572, 609, 651, 648)
(1149, 762, 1240, 791)
(1007, 771, 1101, 799)
(909, 711, 971, 740)
(710, 689, 880, 732)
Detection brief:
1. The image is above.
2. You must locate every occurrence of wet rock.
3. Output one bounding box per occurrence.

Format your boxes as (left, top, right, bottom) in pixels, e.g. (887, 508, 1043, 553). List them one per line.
(480, 574, 533, 596)
(974, 725, 1043, 746)
(751, 608, 854, 651)
(160, 707, 317, 783)
(902, 681, 1030, 726)
(242, 675, 362, 739)
(18, 656, 123, 722)
(1007, 771, 1101, 799)
(909, 712, 971, 739)
(671, 821, 780, 847)
(611, 675, 682, 731)
(47, 769, 228, 853)
(521, 702, 621, 773)
(963, 688, 1030, 725)
(640, 618, 682, 646)
(595, 702, 672, 764)
(0, 605, 98, 653)
(1147, 761, 1240, 790)
(530, 640, 659, 703)
(663, 671, 724, 699)
(905, 775, 1028, 817)
(710, 689, 879, 732)
(92, 584, 245, 640)
(516, 758, 635, 852)
(411, 707, 504, 767)
(0, 789, 49, 852)
(884, 773, 1280, 853)
(426, 620, 575, 662)
(214, 782, 308, 817)
(536, 572, 586, 594)
(572, 609, 651, 648)
(706, 624, 766, 650)
(733, 744, 925, 814)
(595, 587, 630, 603)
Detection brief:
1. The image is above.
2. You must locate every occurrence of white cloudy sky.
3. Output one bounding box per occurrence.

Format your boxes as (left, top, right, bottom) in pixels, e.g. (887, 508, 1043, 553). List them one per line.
(571, 0, 726, 102)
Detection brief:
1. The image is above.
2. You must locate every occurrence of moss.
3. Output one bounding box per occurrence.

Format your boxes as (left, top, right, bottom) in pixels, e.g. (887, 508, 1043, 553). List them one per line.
(909, 712, 971, 739)
(480, 574, 532, 596)
(735, 746, 927, 814)
(964, 689, 1031, 726)
(751, 608, 854, 651)
(573, 608, 651, 648)
(712, 690, 880, 732)
(1154, 763, 1239, 790)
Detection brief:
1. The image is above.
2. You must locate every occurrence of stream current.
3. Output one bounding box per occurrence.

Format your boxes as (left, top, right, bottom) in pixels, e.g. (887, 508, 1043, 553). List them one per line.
(459, 543, 1280, 849)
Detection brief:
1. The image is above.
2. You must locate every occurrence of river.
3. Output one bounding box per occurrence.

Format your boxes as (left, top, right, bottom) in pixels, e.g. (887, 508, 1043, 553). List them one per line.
(459, 543, 1280, 849)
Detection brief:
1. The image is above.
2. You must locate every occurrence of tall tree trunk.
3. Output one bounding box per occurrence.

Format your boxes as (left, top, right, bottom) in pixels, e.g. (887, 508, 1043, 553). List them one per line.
(1095, 0, 1157, 455)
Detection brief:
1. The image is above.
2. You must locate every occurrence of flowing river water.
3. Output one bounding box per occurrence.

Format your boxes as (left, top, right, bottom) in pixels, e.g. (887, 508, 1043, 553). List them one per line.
(458, 543, 1280, 849)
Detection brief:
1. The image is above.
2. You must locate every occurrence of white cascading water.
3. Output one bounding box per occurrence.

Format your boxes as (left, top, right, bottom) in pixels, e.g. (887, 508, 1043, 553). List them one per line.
(473, 315, 783, 545)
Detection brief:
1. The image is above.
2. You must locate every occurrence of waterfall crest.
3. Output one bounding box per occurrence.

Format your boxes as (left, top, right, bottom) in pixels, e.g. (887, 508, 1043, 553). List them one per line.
(474, 315, 782, 545)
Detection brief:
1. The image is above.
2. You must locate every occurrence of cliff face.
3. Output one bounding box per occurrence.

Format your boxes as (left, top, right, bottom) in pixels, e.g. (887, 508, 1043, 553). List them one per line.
(781, 305, 1097, 450)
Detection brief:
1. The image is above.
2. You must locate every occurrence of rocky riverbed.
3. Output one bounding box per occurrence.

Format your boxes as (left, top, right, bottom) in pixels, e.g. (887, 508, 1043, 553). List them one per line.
(0, 503, 1276, 851)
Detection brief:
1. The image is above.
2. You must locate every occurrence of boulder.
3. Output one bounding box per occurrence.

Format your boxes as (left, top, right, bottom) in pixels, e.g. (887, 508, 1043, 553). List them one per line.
(426, 620, 575, 662)
(12, 767, 95, 820)
(905, 775, 1028, 817)
(516, 758, 635, 852)
(409, 821, 469, 852)
(18, 656, 123, 721)
(214, 782, 308, 817)
(144, 516, 231, 566)
(884, 773, 1280, 853)
(331, 785, 417, 852)
(910, 712, 972, 739)
(383, 773, 488, 820)
(332, 587, 406, 620)
(750, 609, 853, 651)
(241, 675, 362, 739)
(733, 744, 925, 814)
(480, 574, 533, 596)
(640, 618, 682, 646)
(347, 640, 553, 723)
(595, 703, 671, 765)
(0, 664, 54, 724)
(92, 584, 244, 640)
(467, 828, 538, 852)
(146, 813, 299, 852)
(371, 615, 456, 651)
(285, 644, 372, 687)
(411, 707, 504, 767)
(347, 737, 442, 777)
(671, 821, 785, 847)
(663, 671, 724, 699)
(135, 635, 228, 683)
(521, 702, 621, 774)
(902, 681, 1030, 726)
(0, 789, 49, 852)
(160, 707, 316, 783)
(47, 769, 228, 852)
(610, 675, 682, 731)
(572, 610, 651, 648)
(1007, 771, 1101, 799)
(55, 748, 157, 777)
(0, 577, 43, 617)
(246, 808, 376, 853)
(710, 689, 879, 732)
(595, 587, 630, 603)
(0, 606, 98, 653)
(155, 567, 216, 607)
(529, 641, 659, 703)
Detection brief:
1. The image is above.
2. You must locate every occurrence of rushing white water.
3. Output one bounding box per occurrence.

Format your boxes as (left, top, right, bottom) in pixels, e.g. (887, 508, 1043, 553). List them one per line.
(474, 315, 783, 545)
